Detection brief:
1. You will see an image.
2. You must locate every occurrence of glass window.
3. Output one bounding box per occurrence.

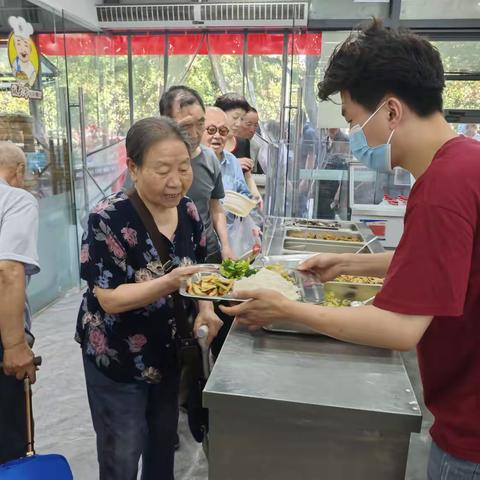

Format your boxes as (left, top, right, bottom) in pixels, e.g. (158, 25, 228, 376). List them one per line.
(246, 33, 284, 139)
(182, 55, 222, 106)
(401, 0, 480, 19)
(208, 33, 244, 96)
(432, 41, 480, 110)
(310, 0, 390, 20)
(0, 5, 80, 312)
(444, 81, 480, 110)
(288, 32, 323, 129)
(162, 34, 221, 105)
(434, 41, 480, 74)
(64, 34, 129, 154)
(131, 34, 165, 121)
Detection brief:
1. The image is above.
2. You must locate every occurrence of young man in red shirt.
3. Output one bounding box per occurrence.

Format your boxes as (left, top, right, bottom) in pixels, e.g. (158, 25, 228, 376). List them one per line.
(222, 20, 480, 478)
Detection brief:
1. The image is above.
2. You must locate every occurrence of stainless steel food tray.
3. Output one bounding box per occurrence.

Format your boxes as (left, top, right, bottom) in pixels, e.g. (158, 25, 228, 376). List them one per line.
(263, 282, 382, 335)
(282, 239, 371, 254)
(285, 218, 359, 231)
(252, 254, 314, 270)
(330, 275, 384, 286)
(285, 227, 365, 245)
(323, 281, 382, 304)
(180, 269, 323, 304)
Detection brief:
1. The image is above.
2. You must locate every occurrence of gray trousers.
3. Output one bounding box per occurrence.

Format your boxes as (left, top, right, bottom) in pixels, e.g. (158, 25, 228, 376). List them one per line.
(83, 355, 180, 480)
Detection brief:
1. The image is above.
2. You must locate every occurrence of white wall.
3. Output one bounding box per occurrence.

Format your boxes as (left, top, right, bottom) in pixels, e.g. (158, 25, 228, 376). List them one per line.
(28, 0, 99, 30)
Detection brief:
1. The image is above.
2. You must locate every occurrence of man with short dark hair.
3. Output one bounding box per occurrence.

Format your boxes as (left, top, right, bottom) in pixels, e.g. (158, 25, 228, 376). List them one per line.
(0, 141, 40, 464)
(239, 107, 264, 174)
(239, 107, 259, 141)
(160, 86, 234, 262)
(222, 20, 480, 478)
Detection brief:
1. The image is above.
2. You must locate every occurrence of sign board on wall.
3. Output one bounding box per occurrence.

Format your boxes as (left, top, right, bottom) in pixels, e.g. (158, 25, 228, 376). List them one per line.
(7, 16, 43, 100)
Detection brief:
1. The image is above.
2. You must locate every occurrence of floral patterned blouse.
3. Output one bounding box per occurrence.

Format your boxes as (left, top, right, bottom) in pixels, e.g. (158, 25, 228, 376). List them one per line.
(75, 191, 206, 384)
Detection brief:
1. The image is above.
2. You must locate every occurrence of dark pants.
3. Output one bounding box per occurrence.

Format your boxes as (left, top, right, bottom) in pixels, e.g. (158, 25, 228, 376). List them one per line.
(210, 307, 233, 359)
(83, 355, 180, 480)
(0, 369, 27, 464)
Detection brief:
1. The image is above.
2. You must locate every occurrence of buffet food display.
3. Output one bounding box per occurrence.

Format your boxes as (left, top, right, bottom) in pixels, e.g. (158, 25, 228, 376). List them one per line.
(286, 230, 361, 243)
(181, 260, 309, 303)
(333, 275, 384, 285)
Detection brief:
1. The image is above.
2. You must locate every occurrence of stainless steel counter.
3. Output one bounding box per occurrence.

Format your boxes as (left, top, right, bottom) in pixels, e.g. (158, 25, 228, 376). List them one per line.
(204, 218, 422, 480)
(205, 326, 421, 432)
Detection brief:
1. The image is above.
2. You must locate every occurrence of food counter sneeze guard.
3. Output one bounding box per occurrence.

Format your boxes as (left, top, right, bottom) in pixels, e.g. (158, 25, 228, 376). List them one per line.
(349, 164, 412, 248)
(204, 216, 422, 480)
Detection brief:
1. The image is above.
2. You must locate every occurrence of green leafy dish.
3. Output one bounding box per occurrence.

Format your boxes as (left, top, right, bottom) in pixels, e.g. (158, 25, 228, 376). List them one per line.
(219, 259, 258, 280)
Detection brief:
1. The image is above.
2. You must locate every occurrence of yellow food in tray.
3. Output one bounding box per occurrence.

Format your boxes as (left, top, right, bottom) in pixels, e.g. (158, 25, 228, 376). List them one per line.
(323, 291, 352, 307)
(287, 230, 359, 242)
(187, 274, 234, 297)
(264, 264, 295, 283)
(334, 275, 384, 285)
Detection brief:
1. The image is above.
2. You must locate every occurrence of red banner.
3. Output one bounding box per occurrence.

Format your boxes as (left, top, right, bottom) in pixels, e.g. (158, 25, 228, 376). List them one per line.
(37, 32, 322, 57)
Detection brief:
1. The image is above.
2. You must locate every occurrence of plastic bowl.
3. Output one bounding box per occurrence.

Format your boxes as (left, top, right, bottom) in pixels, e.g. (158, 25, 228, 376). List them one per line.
(222, 190, 257, 217)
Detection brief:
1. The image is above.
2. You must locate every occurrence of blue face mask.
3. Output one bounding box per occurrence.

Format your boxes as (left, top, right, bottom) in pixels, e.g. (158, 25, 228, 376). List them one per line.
(349, 101, 395, 173)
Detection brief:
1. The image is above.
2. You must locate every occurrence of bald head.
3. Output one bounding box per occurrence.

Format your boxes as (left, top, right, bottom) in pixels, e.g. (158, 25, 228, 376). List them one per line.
(206, 106, 226, 119)
(202, 107, 229, 158)
(0, 141, 26, 187)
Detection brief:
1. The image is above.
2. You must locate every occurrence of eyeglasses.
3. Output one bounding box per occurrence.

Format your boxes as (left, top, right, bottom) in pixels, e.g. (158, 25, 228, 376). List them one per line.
(205, 125, 229, 136)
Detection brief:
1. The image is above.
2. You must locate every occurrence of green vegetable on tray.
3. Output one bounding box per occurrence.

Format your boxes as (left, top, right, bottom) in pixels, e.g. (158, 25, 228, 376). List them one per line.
(219, 259, 258, 280)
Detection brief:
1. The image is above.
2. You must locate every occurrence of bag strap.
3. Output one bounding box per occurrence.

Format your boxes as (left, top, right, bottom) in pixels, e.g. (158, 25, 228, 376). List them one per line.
(127, 189, 193, 340)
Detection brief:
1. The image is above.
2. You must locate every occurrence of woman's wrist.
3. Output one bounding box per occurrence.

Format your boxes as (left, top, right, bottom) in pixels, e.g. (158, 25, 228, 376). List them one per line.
(198, 300, 214, 312)
(159, 272, 179, 295)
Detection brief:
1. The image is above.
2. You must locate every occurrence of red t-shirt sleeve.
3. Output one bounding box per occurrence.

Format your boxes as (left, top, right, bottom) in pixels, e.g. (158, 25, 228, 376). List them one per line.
(373, 203, 474, 316)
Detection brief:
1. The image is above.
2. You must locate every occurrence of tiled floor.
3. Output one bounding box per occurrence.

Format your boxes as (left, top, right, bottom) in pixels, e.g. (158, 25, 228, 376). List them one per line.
(31, 289, 431, 479)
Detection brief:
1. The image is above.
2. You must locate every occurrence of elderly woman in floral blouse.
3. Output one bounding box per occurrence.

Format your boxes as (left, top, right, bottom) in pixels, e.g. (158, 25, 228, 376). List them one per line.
(75, 117, 223, 480)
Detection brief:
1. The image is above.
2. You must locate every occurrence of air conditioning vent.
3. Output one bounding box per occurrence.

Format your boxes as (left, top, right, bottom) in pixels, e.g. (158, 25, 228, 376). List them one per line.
(96, 2, 308, 30)
(201, 3, 306, 24)
(97, 4, 195, 24)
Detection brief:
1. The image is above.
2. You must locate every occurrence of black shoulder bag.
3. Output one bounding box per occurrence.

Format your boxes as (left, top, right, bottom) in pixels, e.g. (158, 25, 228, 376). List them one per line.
(128, 189, 208, 442)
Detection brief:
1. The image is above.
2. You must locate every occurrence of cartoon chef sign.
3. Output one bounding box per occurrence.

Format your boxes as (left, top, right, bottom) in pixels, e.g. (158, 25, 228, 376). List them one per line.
(7, 16, 42, 99)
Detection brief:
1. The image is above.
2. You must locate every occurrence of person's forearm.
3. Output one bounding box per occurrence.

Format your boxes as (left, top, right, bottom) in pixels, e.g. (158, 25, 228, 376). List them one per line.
(284, 301, 431, 351)
(211, 204, 230, 249)
(0, 263, 26, 349)
(339, 252, 394, 277)
(244, 172, 261, 199)
(95, 275, 177, 314)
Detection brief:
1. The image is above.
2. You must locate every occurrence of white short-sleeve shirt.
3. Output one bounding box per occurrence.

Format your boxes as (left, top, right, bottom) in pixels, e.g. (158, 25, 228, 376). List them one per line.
(0, 178, 40, 331)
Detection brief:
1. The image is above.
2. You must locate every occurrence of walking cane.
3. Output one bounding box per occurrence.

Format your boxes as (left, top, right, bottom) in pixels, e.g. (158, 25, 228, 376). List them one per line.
(196, 325, 211, 457)
(0, 356, 42, 457)
(197, 325, 211, 379)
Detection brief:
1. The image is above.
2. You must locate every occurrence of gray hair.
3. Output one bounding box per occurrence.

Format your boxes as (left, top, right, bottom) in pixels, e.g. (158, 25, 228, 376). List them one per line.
(126, 117, 191, 166)
(0, 141, 25, 168)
